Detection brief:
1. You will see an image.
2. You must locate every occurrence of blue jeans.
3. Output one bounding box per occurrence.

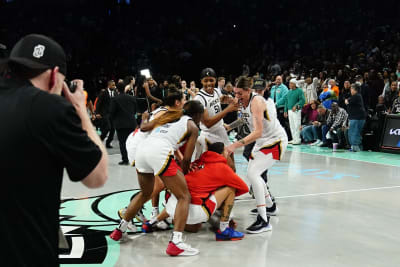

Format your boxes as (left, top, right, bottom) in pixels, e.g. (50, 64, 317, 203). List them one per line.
(322, 125, 329, 143)
(301, 125, 319, 142)
(348, 120, 365, 147)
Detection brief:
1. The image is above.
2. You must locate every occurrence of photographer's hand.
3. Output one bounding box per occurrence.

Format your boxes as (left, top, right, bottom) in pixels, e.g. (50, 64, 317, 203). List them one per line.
(62, 80, 86, 113)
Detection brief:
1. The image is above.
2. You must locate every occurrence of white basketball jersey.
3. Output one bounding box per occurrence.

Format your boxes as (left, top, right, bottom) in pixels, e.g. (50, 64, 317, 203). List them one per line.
(194, 88, 224, 133)
(241, 93, 287, 147)
(148, 115, 191, 151)
(126, 106, 168, 164)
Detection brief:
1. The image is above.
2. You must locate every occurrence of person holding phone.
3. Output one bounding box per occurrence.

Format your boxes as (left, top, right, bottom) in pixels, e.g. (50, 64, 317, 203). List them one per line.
(0, 34, 108, 266)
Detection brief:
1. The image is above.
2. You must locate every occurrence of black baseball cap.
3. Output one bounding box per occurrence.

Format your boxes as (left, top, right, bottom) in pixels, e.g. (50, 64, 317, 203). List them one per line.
(253, 78, 266, 90)
(0, 34, 67, 76)
(200, 67, 216, 79)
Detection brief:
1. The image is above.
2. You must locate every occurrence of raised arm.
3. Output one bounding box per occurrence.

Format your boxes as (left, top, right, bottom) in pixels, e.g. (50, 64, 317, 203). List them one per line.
(201, 99, 239, 128)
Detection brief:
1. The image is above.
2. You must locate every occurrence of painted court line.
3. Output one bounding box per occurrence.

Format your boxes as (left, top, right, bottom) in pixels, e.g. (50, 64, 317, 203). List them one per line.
(236, 185, 400, 202)
(287, 148, 400, 168)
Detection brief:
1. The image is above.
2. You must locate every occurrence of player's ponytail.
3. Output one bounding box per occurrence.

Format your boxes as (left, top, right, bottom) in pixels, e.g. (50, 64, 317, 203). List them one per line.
(151, 108, 184, 129)
(150, 100, 204, 129)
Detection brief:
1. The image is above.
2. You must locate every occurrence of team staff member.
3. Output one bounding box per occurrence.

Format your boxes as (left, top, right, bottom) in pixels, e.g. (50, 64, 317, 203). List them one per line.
(227, 76, 288, 234)
(194, 68, 239, 160)
(0, 34, 108, 266)
(110, 82, 138, 165)
(96, 80, 117, 148)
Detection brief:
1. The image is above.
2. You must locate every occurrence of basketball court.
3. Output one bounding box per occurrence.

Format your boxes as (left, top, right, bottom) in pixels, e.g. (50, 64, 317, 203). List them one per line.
(59, 145, 400, 267)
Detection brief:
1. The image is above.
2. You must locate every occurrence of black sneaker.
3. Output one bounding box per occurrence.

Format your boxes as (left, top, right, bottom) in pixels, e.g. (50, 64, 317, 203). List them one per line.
(266, 203, 279, 216)
(246, 215, 272, 234)
(250, 203, 278, 216)
(250, 208, 258, 215)
(118, 161, 129, 165)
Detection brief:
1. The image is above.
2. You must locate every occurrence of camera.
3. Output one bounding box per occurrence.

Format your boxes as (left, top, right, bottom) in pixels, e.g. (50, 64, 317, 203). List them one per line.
(69, 81, 77, 93)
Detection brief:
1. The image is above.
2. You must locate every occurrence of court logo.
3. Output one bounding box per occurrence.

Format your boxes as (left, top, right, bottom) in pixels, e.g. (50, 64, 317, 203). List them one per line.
(33, 44, 45, 58)
(59, 189, 153, 265)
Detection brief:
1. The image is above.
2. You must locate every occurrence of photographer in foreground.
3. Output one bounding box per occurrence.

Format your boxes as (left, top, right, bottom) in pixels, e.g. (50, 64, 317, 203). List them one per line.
(0, 34, 108, 266)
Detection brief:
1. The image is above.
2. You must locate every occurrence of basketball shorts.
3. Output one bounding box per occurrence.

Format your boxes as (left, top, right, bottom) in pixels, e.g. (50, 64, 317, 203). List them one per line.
(135, 138, 181, 176)
(126, 129, 148, 166)
(166, 194, 218, 224)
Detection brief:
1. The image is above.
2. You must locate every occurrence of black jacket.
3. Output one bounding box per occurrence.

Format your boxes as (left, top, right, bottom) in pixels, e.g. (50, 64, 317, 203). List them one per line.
(347, 93, 366, 120)
(96, 89, 114, 117)
(339, 89, 351, 109)
(110, 93, 137, 129)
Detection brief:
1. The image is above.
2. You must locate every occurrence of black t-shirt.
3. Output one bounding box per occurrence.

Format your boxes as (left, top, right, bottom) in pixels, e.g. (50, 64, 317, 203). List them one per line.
(0, 77, 102, 266)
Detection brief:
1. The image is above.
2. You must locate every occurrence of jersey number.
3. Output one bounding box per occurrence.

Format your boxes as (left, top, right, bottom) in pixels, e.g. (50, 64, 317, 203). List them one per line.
(213, 105, 221, 113)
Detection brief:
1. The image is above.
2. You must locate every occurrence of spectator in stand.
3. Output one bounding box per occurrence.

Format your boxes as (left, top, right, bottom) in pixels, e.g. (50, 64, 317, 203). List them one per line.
(188, 81, 199, 99)
(181, 80, 190, 100)
(110, 82, 138, 165)
(384, 81, 398, 109)
(159, 79, 169, 103)
(309, 105, 331, 146)
(270, 75, 290, 139)
(284, 79, 306, 145)
(345, 84, 366, 152)
(391, 90, 400, 114)
(147, 77, 163, 111)
(318, 103, 348, 148)
(367, 70, 384, 110)
(339, 81, 351, 109)
(300, 100, 319, 143)
(355, 75, 370, 110)
(124, 76, 135, 96)
(327, 79, 340, 97)
(396, 62, 400, 79)
(299, 76, 318, 104)
(221, 82, 237, 124)
(217, 77, 226, 91)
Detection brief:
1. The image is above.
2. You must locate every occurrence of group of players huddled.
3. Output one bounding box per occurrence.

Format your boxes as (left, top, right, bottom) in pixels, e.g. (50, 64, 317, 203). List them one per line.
(109, 68, 288, 256)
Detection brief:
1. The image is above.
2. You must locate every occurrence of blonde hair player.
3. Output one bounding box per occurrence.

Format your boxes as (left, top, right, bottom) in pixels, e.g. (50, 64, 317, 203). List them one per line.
(226, 76, 288, 234)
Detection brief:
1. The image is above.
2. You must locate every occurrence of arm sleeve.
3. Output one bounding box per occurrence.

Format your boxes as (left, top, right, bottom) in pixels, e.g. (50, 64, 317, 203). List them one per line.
(296, 90, 306, 108)
(276, 86, 288, 107)
(30, 93, 102, 182)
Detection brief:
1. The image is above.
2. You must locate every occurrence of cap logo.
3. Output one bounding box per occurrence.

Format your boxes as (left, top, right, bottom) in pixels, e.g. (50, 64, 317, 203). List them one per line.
(33, 44, 45, 58)
(206, 71, 210, 76)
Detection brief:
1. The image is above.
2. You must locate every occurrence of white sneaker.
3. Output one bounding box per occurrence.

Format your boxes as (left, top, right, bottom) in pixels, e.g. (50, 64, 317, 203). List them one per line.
(166, 241, 199, 256)
(156, 220, 170, 230)
(288, 140, 293, 144)
(310, 139, 321, 146)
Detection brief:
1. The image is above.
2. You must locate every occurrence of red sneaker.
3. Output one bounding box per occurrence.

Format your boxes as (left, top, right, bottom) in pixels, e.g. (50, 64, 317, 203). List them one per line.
(110, 229, 123, 241)
(166, 241, 199, 256)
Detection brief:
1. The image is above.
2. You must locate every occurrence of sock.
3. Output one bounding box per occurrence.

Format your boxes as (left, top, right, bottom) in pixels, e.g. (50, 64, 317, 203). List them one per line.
(219, 221, 229, 232)
(118, 219, 129, 232)
(151, 207, 159, 217)
(257, 205, 268, 223)
(265, 193, 273, 208)
(171, 231, 183, 244)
